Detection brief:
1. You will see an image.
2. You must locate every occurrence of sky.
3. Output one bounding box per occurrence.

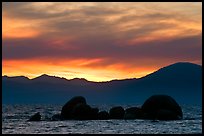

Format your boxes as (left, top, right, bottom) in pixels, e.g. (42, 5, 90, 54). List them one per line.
(2, 2, 202, 82)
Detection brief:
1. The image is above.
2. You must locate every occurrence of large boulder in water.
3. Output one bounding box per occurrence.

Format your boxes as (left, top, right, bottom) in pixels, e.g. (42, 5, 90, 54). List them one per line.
(109, 106, 125, 119)
(157, 109, 180, 120)
(124, 107, 144, 119)
(71, 103, 96, 120)
(28, 112, 41, 121)
(61, 96, 86, 120)
(141, 95, 183, 120)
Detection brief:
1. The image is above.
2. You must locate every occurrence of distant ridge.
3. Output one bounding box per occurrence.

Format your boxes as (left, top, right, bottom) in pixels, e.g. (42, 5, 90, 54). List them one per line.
(2, 62, 202, 105)
(3, 62, 201, 83)
(2, 75, 30, 83)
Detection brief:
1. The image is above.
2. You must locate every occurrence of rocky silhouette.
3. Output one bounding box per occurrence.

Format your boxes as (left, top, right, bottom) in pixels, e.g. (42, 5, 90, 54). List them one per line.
(30, 95, 183, 121)
(98, 111, 110, 120)
(109, 106, 125, 119)
(61, 96, 86, 120)
(28, 112, 41, 121)
(141, 95, 183, 120)
(124, 107, 144, 119)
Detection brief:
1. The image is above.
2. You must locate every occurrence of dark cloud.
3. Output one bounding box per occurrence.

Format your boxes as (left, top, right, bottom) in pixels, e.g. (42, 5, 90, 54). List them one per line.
(2, 2, 124, 21)
(80, 6, 125, 16)
(118, 22, 177, 40)
(116, 13, 175, 23)
(3, 34, 202, 68)
(3, 2, 71, 20)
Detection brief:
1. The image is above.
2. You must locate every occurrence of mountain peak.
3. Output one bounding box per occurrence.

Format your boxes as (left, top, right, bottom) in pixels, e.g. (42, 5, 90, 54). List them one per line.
(166, 62, 201, 68)
(37, 74, 52, 78)
(32, 74, 68, 83)
(158, 62, 201, 73)
(140, 62, 202, 83)
(69, 78, 90, 84)
(2, 75, 30, 82)
(41, 74, 50, 76)
(71, 78, 87, 81)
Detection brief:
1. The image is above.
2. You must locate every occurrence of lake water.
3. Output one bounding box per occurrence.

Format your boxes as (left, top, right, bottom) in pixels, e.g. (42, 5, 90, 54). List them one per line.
(2, 104, 202, 134)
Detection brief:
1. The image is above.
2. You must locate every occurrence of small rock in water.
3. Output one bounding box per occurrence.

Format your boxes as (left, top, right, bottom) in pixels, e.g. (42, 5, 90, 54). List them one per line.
(109, 106, 125, 119)
(124, 107, 144, 119)
(28, 112, 41, 121)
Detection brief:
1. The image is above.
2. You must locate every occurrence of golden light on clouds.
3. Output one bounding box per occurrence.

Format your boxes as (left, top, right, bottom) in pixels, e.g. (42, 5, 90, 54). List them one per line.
(2, 16, 43, 39)
(2, 2, 202, 81)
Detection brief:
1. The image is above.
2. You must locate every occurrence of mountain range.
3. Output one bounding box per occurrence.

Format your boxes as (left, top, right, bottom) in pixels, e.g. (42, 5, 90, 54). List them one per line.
(2, 62, 202, 105)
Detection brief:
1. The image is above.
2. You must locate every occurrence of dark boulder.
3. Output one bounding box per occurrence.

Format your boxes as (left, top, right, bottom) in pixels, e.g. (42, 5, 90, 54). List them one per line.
(90, 108, 99, 120)
(109, 106, 125, 119)
(124, 107, 144, 119)
(28, 112, 41, 121)
(98, 111, 109, 120)
(51, 114, 62, 121)
(61, 96, 86, 120)
(141, 95, 183, 120)
(71, 103, 93, 120)
(157, 109, 181, 120)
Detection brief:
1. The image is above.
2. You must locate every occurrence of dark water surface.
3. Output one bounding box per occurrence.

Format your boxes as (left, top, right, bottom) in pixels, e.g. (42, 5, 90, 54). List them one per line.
(2, 104, 202, 134)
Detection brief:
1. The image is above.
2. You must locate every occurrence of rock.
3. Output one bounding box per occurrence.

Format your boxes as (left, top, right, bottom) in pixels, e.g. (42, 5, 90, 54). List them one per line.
(61, 96, 86, 120)
(124, 107, 144, 119)
(90, 108, 99, 120)
(109, 106, 125, 119)
(71, 103, 93, 120)
(28, 112, 41, 121)
(51, 114, 62, 121)
(141, 95, 183, 120)
(156, 109, 181, 120)
(98, 111, 109, 120)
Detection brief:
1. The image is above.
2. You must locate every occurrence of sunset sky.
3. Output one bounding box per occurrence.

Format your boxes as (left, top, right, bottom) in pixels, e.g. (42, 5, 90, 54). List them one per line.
(2, 2, 202, 82)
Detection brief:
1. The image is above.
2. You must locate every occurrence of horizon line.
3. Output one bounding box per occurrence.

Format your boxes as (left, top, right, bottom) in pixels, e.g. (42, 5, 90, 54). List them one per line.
(2, 61, 201, 82)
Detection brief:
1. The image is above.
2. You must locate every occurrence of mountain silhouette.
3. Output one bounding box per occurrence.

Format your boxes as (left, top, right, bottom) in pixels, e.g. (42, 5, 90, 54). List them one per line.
(138, 62, 201, 87)
(31, 74, 69, 84)
(2, 62, 202, 105)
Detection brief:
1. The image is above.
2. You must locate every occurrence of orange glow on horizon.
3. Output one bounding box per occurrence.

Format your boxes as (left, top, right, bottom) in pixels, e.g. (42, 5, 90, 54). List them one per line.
(2, 59, 157, 82)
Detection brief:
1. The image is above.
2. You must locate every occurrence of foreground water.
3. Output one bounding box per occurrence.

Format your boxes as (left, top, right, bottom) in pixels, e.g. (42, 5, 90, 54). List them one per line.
(2, 104, 202, 134)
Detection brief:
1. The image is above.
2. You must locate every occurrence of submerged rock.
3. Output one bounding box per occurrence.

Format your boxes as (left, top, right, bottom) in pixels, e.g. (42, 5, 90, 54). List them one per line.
(141, 95, 183, 120)
(28, 112, 41, 121)
(61, 96, 86, 120)
(109, 106, 125, 119)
